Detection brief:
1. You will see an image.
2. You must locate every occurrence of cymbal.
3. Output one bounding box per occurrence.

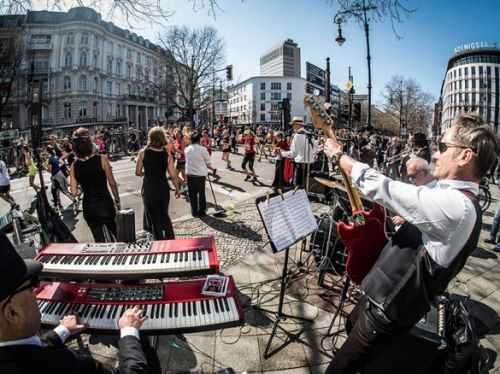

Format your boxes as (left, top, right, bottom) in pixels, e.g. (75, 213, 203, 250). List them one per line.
(314, 177, 347, 192)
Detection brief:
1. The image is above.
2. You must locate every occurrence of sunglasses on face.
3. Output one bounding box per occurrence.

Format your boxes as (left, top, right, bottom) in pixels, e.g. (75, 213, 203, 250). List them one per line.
(437, 141, 476, 154)
(2, 278, 40, 308)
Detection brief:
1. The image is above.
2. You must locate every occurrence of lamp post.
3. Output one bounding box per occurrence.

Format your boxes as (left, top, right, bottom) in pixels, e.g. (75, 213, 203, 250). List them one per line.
(334, 0, 377, 130)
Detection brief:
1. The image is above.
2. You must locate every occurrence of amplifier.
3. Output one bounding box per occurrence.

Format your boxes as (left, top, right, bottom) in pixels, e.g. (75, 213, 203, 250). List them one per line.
(116, 209, 136, 242)
(361, 305, 446, 374)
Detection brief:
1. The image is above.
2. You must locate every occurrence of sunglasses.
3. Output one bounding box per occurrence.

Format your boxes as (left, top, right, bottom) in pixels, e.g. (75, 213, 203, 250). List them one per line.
(437, 142, 476, 154)
(2, 278, 40, 309)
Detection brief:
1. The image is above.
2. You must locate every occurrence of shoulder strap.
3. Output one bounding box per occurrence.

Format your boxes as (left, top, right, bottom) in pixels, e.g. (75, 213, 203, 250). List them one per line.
(458, 189, 478, 202)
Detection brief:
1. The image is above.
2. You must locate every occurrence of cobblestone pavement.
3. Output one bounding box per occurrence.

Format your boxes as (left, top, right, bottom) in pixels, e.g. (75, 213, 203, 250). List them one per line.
(78, 184, 500, 374)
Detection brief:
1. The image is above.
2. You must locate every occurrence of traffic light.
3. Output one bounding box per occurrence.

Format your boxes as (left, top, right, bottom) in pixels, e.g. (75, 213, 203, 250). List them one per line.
(353, 102, 361, 122)
(226, 65, 233, 81)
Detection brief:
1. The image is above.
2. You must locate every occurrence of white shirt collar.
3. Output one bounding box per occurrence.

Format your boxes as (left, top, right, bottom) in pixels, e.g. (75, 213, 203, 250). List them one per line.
(436, 179, 479, 195)
(0, 335, 42, 347)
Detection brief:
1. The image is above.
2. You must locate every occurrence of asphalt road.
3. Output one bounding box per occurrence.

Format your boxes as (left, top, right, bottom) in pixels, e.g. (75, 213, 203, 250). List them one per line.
(1, 149, 277, 242)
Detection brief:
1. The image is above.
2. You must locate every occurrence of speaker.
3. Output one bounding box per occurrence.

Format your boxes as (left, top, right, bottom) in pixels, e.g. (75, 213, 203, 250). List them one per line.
(361, 306, 446, 374)
(116, 209, 136, 242)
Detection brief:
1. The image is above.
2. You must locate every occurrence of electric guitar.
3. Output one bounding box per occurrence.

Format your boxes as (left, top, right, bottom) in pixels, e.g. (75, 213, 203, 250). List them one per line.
(304, 95, 388, 284)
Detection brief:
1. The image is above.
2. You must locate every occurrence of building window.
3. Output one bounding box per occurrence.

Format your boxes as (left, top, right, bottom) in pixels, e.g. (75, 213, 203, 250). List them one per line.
(137, 53, 141, 64)
(79, 75, 87, 91)
(81, 32, 89, 45)
(79, 101, 87, 117)
(260, 103, 265, 111)
(116, 82, 121, 95)
(458, 68, 462, 77)
(80, 51, 87, 66)
(64, 103, 71, 119)
(63, 76, 71, 90)
(260, 92, 265, 100)
(136, 66, 142, 80)
(465, 79, 468, 89)
(127, 84, 131, 95)
(65, 52, 72, 67)
(472, 78, 476, 89)
(287, 92, 292, 100)
(116, 61, 121, 76)
(271, 82, 281, 90)
(127, 64, 132, 79)
(464, 67, 468, 76)
(107, 58, 112, 74)
(127, 49, 132, 60)
(471, 66, 476, 76)
(107, 81, 112, 95)
(67, 33, 74, 44)
(260, 113, 265, 122)
(260, 82, 265, 90)
(479, 66, 483, 76)
(271, 92, 281, 100)
(487, 66, 491, 76)
(93, 53, 98, 67)
(287, 82, 292, 90)
(145, 70, 149, 81)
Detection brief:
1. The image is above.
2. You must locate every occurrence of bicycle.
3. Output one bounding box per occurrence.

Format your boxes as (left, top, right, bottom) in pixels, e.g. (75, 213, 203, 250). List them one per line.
(478, 177, 492, 213)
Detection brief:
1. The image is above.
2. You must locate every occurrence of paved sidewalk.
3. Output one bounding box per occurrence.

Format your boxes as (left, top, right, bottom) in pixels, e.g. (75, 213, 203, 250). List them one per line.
(80, 184, 500, 374)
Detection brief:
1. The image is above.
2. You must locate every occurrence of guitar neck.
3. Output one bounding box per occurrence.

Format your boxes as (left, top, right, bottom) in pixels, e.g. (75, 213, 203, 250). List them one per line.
(324, 130, 363, 212)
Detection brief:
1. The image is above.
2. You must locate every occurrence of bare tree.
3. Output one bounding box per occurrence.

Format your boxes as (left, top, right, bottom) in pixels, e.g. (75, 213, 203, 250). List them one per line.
(0, 28, 23, 131)
(333, 0, 416, 38)
(383, 75, 434, 135)
(159, 26, 225, 127)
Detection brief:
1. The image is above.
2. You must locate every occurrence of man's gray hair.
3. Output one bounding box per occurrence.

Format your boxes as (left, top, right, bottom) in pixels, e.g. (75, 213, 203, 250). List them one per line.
(406, 156, 430, 174)
(453, 114, 498, 178)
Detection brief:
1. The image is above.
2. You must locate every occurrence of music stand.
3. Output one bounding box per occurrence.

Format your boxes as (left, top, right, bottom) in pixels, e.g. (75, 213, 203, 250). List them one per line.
(255, 190, 316, 358)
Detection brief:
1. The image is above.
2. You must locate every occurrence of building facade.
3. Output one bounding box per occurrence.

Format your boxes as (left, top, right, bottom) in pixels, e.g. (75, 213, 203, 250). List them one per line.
(440, 44, 500, 136)
(228, 76, 307, 126)
(260, 39, 301, 78)
(0, 7, 171, 133)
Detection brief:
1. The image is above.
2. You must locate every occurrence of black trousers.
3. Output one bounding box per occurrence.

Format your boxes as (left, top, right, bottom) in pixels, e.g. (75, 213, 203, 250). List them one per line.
(242, 153, 255, 172)
(187, 175, 206, 217)
(143, 189, 175, 240)
(83, 200, 116, 242)
(325, 298, 406, 374)
(293, 162, 308, 189)
(272, 159, 285, 188)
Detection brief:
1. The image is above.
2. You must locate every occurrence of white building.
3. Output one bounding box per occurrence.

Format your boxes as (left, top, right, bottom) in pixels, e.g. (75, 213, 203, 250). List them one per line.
(260, 39, 301, 78)
(440, 43, 500, 136)
(1, 7, 171, 132)
(228, 76, 307, 126)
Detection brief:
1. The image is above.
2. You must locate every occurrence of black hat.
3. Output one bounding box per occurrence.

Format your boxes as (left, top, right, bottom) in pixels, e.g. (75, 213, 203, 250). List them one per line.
(0, 234, 42, 302)
(190, 131, 201, 144)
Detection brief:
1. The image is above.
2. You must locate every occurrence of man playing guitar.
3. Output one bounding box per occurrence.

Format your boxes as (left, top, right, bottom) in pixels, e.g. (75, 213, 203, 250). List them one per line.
(323, 114, 497, 374)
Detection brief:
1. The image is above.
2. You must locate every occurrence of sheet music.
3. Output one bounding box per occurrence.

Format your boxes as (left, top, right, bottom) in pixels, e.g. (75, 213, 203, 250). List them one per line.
(257, 189, 318, 252)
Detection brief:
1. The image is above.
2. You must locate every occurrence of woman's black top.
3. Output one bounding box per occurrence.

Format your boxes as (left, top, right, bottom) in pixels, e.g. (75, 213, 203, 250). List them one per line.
(143, 147, 169, 195)
(73, 155, 114, 208)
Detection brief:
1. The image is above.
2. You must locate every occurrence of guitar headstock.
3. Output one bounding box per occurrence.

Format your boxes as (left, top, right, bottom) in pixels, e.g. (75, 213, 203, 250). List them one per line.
(303, 95, 336, 139)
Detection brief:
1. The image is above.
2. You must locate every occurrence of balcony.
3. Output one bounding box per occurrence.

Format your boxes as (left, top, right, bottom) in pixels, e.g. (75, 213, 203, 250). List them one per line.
(29, 42, 52, 50)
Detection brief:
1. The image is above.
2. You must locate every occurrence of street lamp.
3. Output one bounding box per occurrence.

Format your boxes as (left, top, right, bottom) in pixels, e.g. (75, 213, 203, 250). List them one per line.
(333, 0, 377, 130)
(334, 18, 346, 46)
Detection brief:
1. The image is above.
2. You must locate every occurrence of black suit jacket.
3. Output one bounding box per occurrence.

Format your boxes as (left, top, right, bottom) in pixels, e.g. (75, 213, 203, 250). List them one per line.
(0, 331, 149, 374)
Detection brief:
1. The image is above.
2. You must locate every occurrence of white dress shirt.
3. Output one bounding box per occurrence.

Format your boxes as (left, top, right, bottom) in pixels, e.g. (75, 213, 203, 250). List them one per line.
(281, 130, 316, 164)
(351, 162, 478, 268)
(185, 144, 212, 177)
(0, 326, 139, 347)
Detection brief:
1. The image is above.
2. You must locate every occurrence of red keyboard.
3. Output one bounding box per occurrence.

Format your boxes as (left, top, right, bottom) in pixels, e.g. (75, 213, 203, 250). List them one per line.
(35, 237, 219, 280)
(36, 276, 244, 335)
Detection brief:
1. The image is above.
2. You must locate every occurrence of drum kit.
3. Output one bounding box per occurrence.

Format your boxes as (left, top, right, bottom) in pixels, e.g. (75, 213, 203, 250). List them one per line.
(309, 174, 352, 287)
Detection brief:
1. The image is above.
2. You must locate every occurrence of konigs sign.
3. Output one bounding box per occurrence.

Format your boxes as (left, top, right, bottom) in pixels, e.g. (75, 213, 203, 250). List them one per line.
(454, 42, 498, 54)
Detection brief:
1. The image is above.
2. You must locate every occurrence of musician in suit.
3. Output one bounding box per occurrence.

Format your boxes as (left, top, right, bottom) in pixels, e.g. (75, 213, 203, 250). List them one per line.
(0, 234, 158, 374)
(323, 114, 497, 374)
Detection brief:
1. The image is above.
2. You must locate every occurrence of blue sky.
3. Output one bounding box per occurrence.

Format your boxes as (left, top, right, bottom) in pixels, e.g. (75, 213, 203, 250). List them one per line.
(121, 0, 499, 105)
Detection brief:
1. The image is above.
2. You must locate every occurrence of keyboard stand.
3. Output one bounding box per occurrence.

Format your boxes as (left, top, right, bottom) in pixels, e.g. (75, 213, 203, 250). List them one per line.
(253, 246, 314, 359)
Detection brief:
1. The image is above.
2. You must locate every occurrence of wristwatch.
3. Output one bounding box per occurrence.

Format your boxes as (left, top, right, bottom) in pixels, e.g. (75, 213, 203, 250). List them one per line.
(331, 151, 347, 165)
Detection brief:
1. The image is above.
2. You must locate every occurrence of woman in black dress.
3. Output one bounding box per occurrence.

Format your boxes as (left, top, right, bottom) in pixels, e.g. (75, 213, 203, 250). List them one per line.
(136, 126, 180, 240)
(69, 128, 121, 242)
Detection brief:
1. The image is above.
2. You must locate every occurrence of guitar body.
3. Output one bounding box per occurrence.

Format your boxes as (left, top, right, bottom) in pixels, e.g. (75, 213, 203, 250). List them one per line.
(336, 203, 388, 284)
